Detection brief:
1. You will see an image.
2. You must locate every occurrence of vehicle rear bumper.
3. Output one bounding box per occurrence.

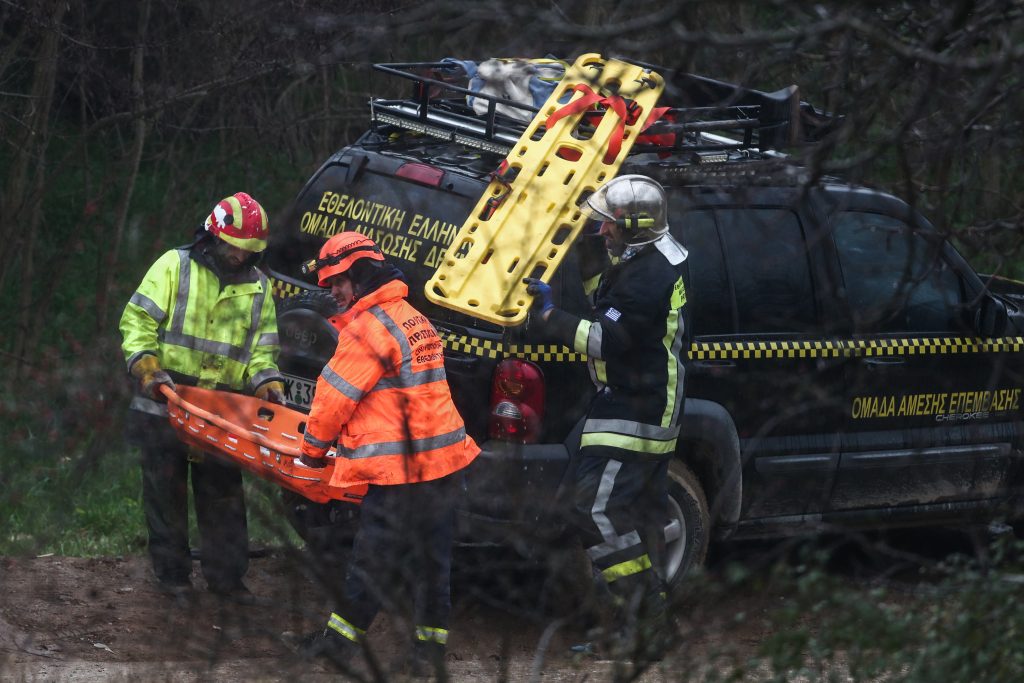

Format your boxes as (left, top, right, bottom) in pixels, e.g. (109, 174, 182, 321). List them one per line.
(455, 440, 572, 548)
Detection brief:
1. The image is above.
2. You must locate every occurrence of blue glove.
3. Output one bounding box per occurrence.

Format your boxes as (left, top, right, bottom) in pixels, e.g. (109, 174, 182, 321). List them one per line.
(523, 278, 554, 316)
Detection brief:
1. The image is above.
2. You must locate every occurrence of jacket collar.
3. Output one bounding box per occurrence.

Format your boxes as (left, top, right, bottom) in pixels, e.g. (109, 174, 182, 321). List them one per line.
(334, 279, 409, 331)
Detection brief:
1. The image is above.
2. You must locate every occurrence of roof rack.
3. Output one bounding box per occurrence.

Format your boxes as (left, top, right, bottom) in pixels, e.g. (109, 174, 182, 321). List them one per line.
(369, 59, 838, 158)
(371, 61, 537, 155)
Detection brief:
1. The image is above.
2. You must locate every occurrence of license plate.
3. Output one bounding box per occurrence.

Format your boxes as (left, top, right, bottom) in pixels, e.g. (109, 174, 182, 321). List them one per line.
(282, 373, 316, 410)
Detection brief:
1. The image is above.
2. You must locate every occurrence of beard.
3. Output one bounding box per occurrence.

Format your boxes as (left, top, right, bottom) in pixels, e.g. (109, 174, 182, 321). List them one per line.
(211, 243, 251, 274)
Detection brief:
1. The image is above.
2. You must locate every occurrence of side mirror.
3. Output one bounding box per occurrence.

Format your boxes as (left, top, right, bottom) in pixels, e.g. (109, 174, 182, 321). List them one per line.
(974, 295, 1008, 338)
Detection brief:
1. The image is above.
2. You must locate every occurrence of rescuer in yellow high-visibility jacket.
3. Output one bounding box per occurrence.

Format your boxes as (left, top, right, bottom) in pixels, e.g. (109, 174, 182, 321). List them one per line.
(119, 192, 284, 603)
(296, 232, 479, 673)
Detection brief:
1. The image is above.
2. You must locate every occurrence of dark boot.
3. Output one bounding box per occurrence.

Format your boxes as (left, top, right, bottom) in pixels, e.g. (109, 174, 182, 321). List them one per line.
(156, 578, 195, 609)
(297, 627, 360, 672)
(208, 580, 262, 606)
(410, 640, 446, 679)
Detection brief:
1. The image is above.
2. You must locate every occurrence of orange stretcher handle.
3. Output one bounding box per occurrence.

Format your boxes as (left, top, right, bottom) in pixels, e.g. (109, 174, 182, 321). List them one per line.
(160, 384, 303, 459)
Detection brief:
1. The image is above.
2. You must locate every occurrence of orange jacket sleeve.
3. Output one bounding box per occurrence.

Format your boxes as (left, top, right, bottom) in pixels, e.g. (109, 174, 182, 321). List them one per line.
(301, 320, 394, 459)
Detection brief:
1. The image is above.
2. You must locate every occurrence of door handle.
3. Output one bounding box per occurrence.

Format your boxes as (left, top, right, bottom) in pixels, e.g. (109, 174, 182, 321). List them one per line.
(692, 359, 737, 370)
(444, 354, 480, 371)
(863, 356, 905, 367)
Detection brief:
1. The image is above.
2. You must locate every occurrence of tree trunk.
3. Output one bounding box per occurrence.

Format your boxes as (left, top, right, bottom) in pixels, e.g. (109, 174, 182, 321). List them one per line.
(95, 0, 151, 333)
(7, 1, 67, 374)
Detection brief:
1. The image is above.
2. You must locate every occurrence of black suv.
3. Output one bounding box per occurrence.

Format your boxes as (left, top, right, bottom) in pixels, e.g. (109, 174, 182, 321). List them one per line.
(264, 59, 1024, 585)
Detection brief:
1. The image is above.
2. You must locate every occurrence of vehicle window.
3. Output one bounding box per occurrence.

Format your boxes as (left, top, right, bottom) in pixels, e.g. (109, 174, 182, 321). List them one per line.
(716, 208, 817, 334)
(833, 212, 965, 333)
(674, 209, 734, 335)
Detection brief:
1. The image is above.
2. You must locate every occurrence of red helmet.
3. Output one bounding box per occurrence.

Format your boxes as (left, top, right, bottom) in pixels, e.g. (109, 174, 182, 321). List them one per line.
(315, 232, 385, 286)
(204, 192, 269, 252)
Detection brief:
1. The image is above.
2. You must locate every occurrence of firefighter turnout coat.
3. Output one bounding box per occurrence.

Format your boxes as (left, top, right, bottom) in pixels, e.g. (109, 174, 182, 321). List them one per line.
(545, 234, 690, 459)
(120, 245, 283, 414)
(301, 279, 480, 487)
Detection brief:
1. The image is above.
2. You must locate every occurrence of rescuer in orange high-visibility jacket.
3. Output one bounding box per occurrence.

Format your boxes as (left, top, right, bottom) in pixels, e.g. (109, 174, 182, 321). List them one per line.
(296, 232, 479, 674)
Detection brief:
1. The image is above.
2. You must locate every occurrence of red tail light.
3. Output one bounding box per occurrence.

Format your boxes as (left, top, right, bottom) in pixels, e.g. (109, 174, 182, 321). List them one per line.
(396, 162, 445, 187)
(488, 359, 545, 443)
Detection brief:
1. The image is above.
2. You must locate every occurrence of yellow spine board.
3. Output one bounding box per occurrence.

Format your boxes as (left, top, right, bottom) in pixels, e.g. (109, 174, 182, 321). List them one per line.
(425, 53, 664, 326)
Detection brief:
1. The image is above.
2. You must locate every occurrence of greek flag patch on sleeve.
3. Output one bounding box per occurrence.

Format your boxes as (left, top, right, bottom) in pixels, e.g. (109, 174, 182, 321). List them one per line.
(605, 307, 622, 322)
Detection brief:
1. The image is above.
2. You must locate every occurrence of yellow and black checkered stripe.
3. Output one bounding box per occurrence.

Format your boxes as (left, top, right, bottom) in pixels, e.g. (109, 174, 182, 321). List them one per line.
(271, 284, 1024, 365)
(270, 276, 306, 301)
(439, 334, 1024, 364)
(439, 332, 585, 362)
(690, 337, 1024, 361)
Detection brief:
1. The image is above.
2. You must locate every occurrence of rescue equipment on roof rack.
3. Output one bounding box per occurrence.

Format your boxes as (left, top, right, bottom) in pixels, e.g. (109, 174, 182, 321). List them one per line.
(423, 53, 665, 327)
(161, 384, 367, 505)
(369, 57, 839, 157)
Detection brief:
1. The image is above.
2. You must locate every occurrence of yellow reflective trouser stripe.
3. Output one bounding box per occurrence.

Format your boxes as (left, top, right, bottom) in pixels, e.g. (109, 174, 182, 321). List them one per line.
(580, 432, 678, 455)
(602, 554, 653, 583)
(327, 613, 365, 643)
(415, 626, 449, 644)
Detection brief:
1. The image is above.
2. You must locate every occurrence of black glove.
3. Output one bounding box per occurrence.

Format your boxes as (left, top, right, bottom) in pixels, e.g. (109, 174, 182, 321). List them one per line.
(299, 453, 327, 469)
(522, 278, 554, 317)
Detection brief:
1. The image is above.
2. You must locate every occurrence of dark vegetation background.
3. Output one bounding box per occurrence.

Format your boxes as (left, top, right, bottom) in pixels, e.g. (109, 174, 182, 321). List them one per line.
(1, 0, 1023, 677)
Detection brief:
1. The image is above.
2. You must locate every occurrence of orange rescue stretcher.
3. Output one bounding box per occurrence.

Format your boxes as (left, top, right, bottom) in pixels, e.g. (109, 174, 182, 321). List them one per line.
(160, 384, 366, 505)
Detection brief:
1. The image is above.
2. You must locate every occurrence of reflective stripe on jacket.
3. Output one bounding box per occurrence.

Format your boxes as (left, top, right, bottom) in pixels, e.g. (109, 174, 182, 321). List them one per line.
(301, 279, 480, 487)
(119, 247, 283, 397)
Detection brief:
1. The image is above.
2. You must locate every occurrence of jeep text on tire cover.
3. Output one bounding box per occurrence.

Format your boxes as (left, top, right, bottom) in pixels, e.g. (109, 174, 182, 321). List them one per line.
(264, 58, 1024, 586)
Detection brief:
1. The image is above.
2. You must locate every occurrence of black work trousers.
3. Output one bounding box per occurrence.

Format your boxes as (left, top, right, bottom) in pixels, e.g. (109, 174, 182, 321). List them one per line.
(572, 453, 669, 611)
(337, 472, 461, 637)
(128, 410, 249, 590)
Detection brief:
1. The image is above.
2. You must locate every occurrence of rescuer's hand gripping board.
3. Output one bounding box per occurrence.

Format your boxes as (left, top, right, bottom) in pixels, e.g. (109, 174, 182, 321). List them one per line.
(425, 54, 664, 326)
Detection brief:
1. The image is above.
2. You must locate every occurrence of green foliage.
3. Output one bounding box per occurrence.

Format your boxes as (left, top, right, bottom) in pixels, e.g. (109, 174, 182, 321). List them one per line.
(741, 539, 1024, 682)
(0, 441, 301, 557)
(0, 446, 146, 556)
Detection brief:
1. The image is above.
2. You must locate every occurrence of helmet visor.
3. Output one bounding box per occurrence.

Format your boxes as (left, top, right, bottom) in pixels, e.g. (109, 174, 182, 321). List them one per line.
(581, 192, 616, 224)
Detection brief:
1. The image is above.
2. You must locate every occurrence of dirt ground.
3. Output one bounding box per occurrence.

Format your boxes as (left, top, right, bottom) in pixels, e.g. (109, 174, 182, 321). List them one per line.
(0, 549, 780, 682)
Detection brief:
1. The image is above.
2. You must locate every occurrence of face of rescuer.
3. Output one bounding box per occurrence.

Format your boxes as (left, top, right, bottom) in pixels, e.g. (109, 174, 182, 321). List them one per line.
(597, 220, 626, 257)
(325, 273, 355, 312)
(210, 239, 258, 274)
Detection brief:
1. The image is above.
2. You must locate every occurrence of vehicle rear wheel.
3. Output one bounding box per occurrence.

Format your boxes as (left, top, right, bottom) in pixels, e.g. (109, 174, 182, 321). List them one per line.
(662, 460, 710, 586)
(276, 289, 338, 317)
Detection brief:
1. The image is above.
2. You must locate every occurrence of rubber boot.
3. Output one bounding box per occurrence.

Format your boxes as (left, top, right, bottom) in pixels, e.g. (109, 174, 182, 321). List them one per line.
(297, 627, 360, 672)
(410, 640, 446, 679)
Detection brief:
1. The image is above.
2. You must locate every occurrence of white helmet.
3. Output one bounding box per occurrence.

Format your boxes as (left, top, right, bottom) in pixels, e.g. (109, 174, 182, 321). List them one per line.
(583, 174, 669, 245)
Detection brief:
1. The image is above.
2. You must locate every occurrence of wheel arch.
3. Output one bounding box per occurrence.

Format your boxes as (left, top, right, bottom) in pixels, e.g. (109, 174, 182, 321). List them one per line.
(677, 398, 743, 541)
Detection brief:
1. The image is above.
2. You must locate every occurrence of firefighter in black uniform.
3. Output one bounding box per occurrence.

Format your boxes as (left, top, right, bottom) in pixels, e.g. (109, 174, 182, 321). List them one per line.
(524, 174, 688, 659)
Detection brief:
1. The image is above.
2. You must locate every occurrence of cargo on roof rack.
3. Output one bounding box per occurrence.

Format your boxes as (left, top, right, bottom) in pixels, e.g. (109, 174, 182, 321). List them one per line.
(369, 58, 839, 157)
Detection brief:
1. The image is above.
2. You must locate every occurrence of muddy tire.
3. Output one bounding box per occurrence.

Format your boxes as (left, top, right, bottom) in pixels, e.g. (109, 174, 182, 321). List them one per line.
(663, 461, 710, 587)
(277, 289, 338, 317)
